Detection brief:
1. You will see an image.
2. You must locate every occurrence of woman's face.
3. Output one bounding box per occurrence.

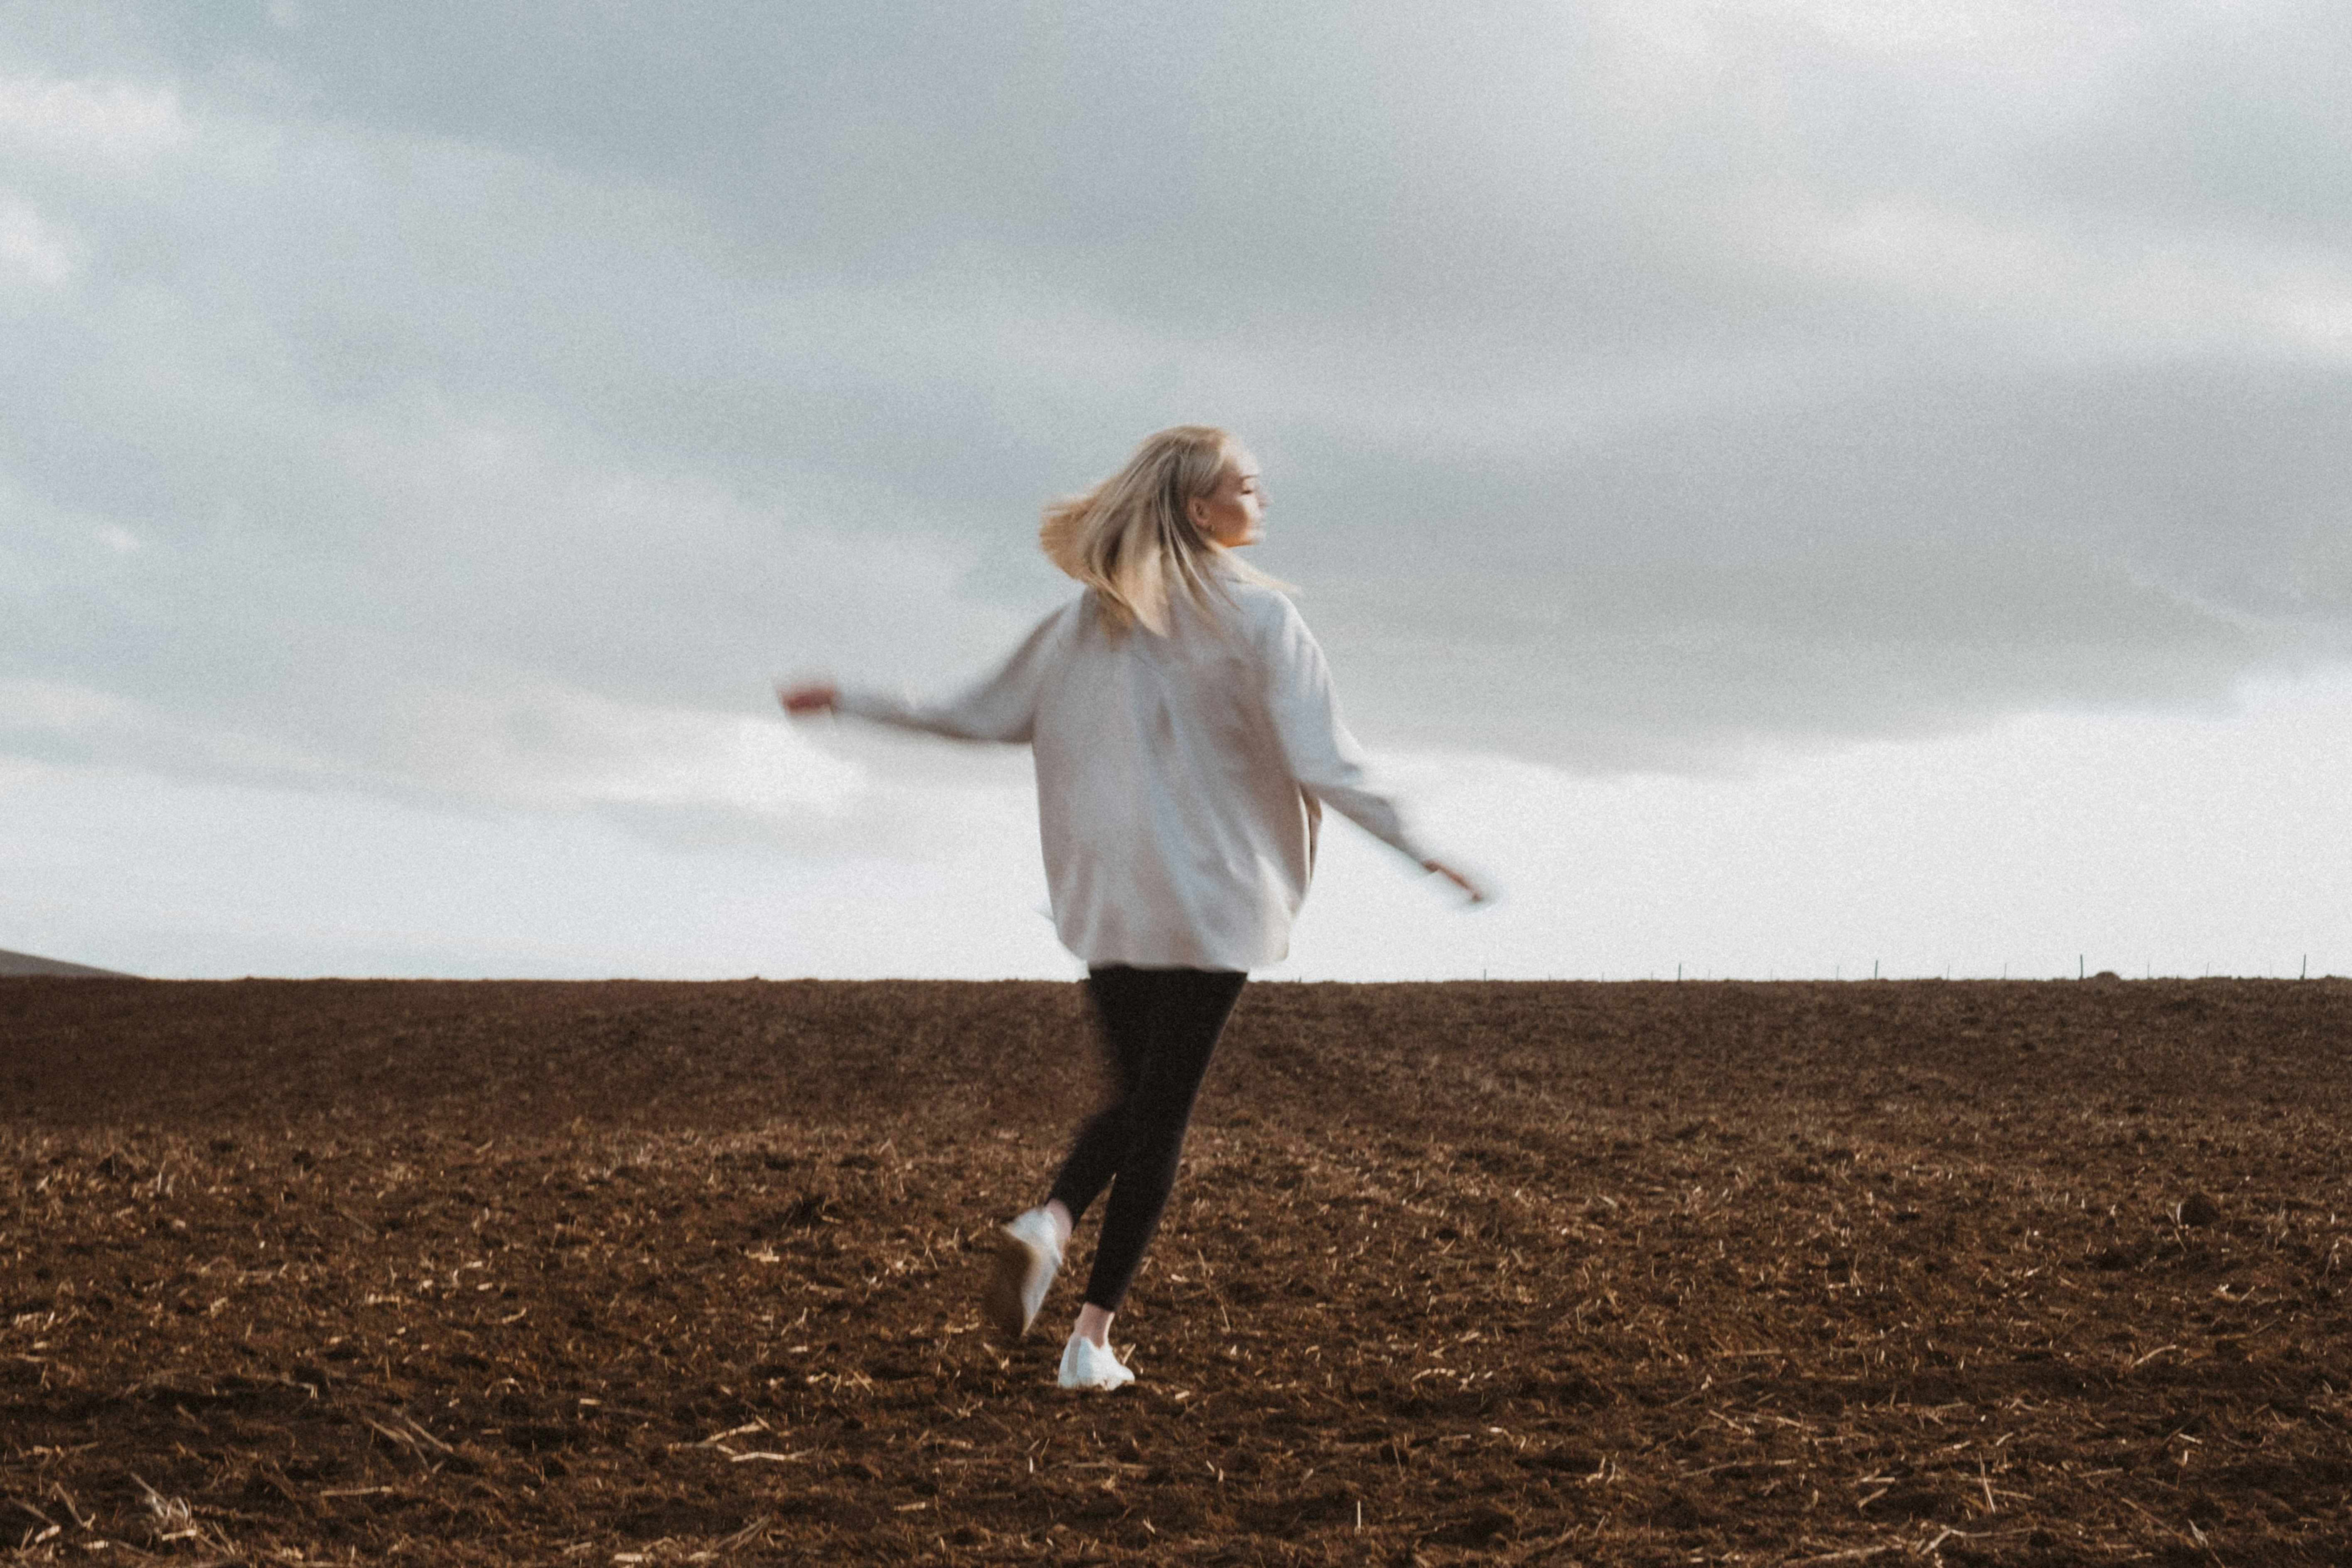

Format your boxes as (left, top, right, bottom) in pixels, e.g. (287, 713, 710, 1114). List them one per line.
(1189, 448, 1265, 548)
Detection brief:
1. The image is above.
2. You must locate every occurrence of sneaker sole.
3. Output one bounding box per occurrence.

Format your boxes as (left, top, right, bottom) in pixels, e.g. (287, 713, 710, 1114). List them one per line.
(1058, 1371, 1135, 1391)
(983, 1236, 1039, 1342)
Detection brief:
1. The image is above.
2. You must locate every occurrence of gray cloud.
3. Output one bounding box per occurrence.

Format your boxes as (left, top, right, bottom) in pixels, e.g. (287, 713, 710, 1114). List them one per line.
(3, 0, 2349, 836)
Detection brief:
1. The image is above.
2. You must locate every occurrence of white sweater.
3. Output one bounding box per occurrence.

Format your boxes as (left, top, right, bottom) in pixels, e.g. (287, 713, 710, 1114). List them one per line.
(838, 573, 1431, 970)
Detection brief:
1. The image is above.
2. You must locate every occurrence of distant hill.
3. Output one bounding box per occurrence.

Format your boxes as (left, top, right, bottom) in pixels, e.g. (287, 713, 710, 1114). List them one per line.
(0, 948, 137, 978)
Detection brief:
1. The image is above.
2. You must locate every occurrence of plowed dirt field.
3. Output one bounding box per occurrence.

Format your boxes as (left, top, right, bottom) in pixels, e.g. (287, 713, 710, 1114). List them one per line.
(3, 977, 2347, 1566)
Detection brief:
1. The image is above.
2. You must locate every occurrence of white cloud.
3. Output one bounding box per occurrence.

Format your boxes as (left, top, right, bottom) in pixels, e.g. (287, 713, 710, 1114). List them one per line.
(386, 683, 870, 824)
(0, 71, 190, 172)
(1276, 668, 2352, 982)
(0, 752, 1058, 981)
(0, 676, 339, 782)
(0, 189, 73, 284)
(0, 670, 930, 855)
(1758, 199, 2352, 361)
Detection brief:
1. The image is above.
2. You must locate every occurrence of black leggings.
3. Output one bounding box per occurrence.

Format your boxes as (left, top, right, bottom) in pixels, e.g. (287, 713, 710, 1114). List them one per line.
(1047, 965, 1248, 1313)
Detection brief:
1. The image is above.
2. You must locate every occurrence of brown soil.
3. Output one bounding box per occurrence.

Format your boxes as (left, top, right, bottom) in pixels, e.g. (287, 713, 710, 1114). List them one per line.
(3, 977, 2347, 1566)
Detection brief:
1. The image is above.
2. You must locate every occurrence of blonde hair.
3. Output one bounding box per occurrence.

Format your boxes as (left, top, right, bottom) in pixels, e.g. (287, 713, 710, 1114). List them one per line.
(1039, 425, 1290, 636)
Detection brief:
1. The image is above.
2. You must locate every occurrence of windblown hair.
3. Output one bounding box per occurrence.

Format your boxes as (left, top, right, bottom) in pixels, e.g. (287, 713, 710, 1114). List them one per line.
(1039, 425, 1290, 637)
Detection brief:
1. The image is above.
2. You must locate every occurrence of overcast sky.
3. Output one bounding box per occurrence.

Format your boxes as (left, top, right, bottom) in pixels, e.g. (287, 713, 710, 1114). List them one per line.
(3, 2, 2347, 980)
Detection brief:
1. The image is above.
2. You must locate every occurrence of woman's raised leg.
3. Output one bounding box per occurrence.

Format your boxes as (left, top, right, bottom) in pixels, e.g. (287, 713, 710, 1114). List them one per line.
(1049, 967, 1245, 1386)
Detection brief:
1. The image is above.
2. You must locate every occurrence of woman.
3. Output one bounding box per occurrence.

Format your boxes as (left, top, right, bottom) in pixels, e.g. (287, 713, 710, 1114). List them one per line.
(779, 425, 1482, 1391)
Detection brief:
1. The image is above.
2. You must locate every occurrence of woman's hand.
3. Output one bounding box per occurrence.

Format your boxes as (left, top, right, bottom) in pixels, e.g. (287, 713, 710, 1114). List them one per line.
(776, 678, 840, 715)
(1422, 860, 1489, 904)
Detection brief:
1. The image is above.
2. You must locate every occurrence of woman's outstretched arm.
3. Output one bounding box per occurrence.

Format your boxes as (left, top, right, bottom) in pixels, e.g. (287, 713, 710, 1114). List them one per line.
(777, 602, 1073, 744)
(1258, 598, 1489, 904)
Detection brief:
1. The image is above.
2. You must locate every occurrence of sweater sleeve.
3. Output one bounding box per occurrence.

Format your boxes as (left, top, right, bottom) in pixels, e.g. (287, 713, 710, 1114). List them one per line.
(835, 605, 1067, 744)
(1258, 596, 1433, 864)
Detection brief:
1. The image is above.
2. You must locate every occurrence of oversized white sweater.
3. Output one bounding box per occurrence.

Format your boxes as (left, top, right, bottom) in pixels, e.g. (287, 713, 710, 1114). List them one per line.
(837, 572, 1431, 970)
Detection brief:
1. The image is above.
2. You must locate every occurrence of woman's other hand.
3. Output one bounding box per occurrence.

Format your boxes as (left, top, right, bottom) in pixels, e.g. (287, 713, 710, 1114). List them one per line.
(776, 678, 840, 715)
(1422, 860, 1489, 905)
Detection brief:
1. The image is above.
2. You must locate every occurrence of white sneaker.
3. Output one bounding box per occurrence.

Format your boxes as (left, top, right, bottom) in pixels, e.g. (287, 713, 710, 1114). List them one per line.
(1057, 1333, 1135, 1391)
(983, 1208, 1062, 1341)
